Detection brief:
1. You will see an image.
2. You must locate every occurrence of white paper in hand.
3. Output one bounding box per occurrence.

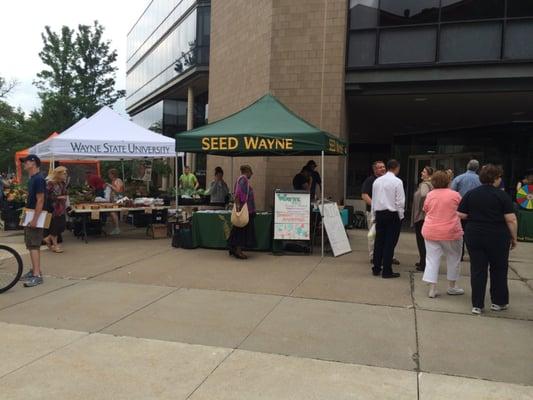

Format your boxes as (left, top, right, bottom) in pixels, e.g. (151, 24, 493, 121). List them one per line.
(21, 210, 49, 228)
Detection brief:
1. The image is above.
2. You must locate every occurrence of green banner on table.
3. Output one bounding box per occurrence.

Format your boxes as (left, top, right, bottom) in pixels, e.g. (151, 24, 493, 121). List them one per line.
(517, 208, 533, 242)
(192, 212, 273, 250)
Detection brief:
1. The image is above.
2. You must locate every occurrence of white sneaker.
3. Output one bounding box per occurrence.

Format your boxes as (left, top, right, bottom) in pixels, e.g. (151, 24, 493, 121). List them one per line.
(447, 287, 465, 295)
(428, 286, 438, 298)
(491, 304, 508, 311)
(472, 307, 482, 315)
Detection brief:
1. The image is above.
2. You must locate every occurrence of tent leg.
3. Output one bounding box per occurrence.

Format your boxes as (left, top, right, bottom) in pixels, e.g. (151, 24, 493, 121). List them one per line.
(175, 155, 179, 211)
(231, 158, 234, 193)
(321, 151, 324, 258)
(343, 155, 347, 204)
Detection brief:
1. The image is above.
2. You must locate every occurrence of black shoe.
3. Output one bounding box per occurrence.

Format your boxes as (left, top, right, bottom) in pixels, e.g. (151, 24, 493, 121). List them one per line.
(392, 258, 400, 265)
(415, 262, 421, 267)
(416, 265, 425, 272)
(382, 272, 400, 279)
(372, 268, 381, 276)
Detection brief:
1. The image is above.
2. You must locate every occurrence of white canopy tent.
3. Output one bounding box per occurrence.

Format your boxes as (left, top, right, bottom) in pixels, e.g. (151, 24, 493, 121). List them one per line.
(31, 106, 180, 205)
(32, 106, 175, 160)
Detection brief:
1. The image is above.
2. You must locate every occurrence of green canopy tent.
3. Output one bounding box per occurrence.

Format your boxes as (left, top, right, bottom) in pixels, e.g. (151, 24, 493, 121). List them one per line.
(176, 94, 346, 156)
(176, 93, 347, 256)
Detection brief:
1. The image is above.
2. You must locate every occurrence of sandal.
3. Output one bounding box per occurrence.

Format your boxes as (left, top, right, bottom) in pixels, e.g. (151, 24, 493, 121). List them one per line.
(43, 237, 53, 250)
(51, 245, 64, 253)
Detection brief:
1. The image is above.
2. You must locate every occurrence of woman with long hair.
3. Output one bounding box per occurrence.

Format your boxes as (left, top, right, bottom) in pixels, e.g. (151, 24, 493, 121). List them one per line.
(411, 166, 434, 271)
(44, 166, 68, 253)
(228, 165, 256, 259)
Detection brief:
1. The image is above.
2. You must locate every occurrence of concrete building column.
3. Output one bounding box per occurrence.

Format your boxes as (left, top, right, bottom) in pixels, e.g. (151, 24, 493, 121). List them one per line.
(186, 86, 195, 170)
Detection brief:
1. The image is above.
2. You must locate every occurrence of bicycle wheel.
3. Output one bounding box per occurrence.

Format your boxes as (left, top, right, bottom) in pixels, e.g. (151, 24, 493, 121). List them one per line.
(0, 245, 23, 293)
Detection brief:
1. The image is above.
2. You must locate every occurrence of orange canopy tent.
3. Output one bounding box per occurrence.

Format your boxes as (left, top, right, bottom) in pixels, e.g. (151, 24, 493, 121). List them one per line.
(15, 132, 100, 183)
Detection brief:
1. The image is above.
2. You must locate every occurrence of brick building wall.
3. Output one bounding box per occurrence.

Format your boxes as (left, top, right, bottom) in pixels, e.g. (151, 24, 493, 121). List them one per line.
(208, 0, 348, 209)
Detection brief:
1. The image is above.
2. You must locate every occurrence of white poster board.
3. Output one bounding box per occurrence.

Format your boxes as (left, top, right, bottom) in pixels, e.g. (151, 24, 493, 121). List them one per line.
(274, 191, 310, 240)
(320, 202, 351, 257)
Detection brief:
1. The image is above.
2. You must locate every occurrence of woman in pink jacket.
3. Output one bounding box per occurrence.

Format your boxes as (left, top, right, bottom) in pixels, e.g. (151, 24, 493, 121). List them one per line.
(421, 170, 465, 298)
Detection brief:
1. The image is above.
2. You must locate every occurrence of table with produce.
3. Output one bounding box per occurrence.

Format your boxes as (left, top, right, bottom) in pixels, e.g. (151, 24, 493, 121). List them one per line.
(67, 185, 171, 242)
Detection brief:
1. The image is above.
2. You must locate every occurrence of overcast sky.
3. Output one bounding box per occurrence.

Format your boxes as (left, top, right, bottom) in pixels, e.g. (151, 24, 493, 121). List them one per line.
(0, 0, 148, 115)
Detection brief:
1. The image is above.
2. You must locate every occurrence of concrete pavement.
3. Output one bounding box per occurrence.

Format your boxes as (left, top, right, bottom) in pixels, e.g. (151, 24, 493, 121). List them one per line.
(0, 228, 532, 398)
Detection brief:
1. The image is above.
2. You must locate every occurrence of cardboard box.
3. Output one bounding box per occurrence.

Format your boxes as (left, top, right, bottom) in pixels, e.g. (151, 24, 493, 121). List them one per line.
(147, 224, 168, 239)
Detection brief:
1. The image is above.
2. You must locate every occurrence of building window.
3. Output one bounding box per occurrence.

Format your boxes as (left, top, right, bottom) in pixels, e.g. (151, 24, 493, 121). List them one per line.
(439, 22, 502, 62)
(504, 21, 533, 60)
(379, 26, 437, 64)
(507, 0, 533, 18)
(349, 0, 379, 29)
(348, 31, 376, 67)
(379, 0, 439, 26)
(347, 0, 533, 68)
(440, 0, 505, 22)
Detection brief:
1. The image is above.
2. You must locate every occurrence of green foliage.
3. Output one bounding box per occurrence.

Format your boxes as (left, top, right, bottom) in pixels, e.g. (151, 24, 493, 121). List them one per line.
(0, 99, 34, 172)
(32, 21, 124, 133)
(0, 21, 124, 172)
(152, 160, 172, 177)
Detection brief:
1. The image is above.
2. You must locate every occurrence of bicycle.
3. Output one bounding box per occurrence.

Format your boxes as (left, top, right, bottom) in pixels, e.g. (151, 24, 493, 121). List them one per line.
(0, 244, 23, 293)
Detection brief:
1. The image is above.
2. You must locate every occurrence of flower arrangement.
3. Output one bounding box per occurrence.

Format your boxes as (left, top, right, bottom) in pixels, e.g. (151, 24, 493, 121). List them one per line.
(5, 185, 27, 203)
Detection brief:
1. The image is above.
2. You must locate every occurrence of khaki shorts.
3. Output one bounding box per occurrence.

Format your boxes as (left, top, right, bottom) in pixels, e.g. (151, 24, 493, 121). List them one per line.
(24, 227, 44, 250)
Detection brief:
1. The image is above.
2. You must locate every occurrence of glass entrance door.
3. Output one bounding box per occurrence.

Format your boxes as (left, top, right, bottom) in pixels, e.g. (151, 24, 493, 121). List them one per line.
(407, 152, 482, 216)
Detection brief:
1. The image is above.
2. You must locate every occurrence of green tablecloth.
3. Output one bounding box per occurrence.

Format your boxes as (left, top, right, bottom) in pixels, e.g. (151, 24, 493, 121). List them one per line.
(517, 208, 533, 242)
(191, 211, 273, 250)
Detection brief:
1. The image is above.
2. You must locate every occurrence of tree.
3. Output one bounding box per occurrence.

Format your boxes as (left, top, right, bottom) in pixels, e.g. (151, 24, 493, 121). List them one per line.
(33, 21, 124, 133)
(73, 22, 125, 116)
(0, 76, 18, 99)
(0, 96, 34, 172)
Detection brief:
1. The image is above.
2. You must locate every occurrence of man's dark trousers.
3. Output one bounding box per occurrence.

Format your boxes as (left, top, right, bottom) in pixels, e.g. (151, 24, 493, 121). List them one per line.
(373, 210, 401, 276)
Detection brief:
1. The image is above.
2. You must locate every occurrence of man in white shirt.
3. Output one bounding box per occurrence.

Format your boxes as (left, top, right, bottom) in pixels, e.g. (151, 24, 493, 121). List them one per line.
(371, 159, 405, 278)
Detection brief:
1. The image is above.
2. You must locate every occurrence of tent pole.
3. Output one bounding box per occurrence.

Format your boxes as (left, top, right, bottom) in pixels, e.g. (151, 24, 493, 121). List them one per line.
(175, 154, 179, 211)
(321, 151, 324, 258)
(343, 155, 347, 204)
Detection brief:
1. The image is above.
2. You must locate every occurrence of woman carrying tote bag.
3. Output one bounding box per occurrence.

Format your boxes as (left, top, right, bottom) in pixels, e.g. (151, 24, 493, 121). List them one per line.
(228, 165, 257, 259)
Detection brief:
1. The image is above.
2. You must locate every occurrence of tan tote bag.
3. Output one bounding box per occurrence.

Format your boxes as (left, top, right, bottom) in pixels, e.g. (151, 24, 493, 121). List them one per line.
(231, 176, 250, 227)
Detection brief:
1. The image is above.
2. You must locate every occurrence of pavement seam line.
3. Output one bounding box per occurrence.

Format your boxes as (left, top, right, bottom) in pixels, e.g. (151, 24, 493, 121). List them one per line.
(0, 281, 81, 312)
(287, 255, 325, 297)
(185, 348, 236, 399)
(85, 248, 175, 280)
(185, 283, 293, 399)
(95, 287, 181, 333)
(509, 263, 533, 293)
(0, 331, 90, 381)
(409, 271, 421, 400)
(415, 304, 533, 322)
